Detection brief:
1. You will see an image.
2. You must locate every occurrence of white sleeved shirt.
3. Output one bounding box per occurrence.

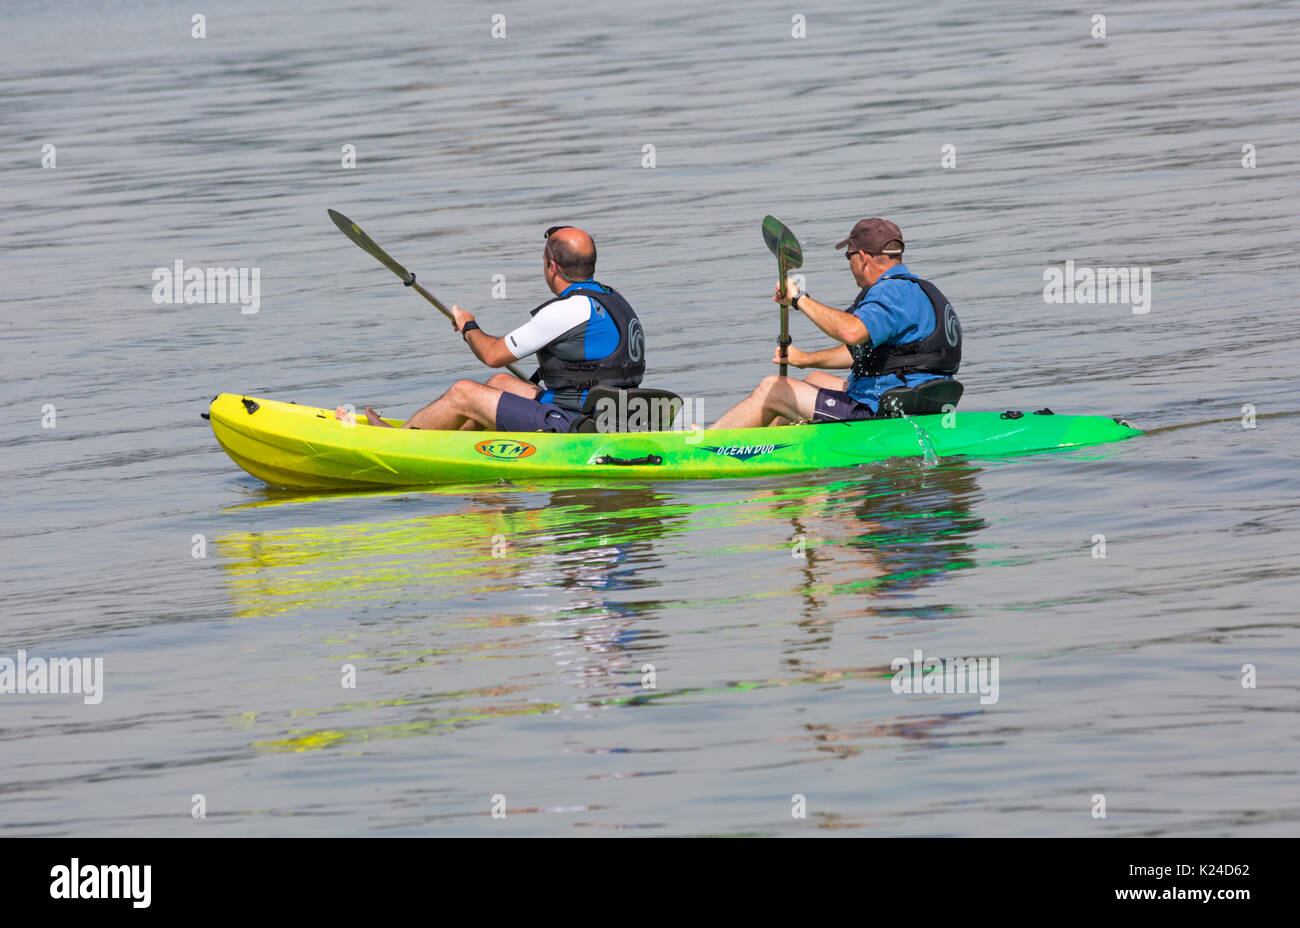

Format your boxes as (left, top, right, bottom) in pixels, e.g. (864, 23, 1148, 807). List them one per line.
(503, 293, 594, 359)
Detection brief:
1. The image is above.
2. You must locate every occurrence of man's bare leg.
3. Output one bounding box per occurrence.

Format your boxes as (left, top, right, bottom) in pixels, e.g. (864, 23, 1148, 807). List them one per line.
(710, 375, 821, 429)
(486, 371, 542, 399)
(452, 373, 541, 430)
(364, 379, 504, 430)
(770, 371, 848, 426)
(363, 406, 396, 427)
(804, 371, 849, 392)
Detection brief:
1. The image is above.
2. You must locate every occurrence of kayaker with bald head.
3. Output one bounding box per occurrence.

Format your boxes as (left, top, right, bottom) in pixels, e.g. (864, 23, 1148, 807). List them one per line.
(361, 225, 646, 430)
(711, 218, 962, 429)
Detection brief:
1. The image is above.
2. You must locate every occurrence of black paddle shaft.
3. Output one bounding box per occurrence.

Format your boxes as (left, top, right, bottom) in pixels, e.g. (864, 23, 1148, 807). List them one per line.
(761, 216, 804, 377)
(327, 209, 528, 380)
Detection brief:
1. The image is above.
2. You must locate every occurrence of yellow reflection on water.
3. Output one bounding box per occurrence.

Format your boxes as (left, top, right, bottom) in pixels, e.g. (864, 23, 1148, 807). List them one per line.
(217, 467, 989, 753)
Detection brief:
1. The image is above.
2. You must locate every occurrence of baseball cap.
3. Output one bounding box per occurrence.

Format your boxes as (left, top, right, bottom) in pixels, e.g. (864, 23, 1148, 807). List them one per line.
(835, 218, 904, 255)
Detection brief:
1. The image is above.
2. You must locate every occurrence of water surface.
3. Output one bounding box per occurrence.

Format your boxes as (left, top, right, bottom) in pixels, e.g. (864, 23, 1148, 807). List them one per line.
(2, 0, 1297, 836)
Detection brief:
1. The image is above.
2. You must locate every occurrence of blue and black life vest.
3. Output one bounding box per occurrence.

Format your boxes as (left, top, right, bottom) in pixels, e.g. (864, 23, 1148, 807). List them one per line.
(530, 282, 646, 402)
(847, 274, 961, 379)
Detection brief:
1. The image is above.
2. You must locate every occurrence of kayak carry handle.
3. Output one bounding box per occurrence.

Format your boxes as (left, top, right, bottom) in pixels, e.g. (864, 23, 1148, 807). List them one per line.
(594, 454, 663, 466)
(241, 398, 260, 414)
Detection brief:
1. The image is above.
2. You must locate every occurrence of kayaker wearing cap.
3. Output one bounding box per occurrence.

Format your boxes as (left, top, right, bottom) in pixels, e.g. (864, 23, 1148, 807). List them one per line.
(360, 225, 645, 430)
(710, 218, 961, 429)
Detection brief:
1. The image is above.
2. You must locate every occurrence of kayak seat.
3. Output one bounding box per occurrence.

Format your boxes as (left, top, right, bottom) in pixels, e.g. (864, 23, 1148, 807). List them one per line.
(569, 387, 685, 433)
(875, 378, 964, 418)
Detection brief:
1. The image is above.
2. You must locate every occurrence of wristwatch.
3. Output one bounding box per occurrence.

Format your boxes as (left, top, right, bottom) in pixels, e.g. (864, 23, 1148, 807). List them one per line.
(791, 290, 809, 310)
(460, 320, 481, 340)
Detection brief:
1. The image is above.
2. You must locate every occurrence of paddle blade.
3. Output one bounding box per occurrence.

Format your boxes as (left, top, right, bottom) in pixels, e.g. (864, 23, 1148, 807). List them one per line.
(780, 227, 803, 270)
(327, 208, 411, 281)
(761, 215, 803, 271)
(761, 215, 784, 258)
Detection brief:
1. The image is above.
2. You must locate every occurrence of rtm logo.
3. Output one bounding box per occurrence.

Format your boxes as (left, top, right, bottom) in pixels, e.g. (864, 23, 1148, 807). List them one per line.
(474, 439, 537, 460)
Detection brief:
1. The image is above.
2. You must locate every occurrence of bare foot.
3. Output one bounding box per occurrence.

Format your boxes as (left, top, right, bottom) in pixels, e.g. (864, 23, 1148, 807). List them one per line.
(364, 406, 393, 427)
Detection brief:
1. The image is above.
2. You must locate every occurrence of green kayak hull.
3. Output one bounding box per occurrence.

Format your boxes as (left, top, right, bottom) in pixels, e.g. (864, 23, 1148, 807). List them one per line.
(208, 393, 1141, 489)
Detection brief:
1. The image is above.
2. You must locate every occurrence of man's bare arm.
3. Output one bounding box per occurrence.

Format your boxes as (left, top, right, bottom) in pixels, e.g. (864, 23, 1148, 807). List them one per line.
(795, 295, 869, 346)
(464, 328, 519, 368)
(776, 279, 870, 347)
(796, 344, 853, 369)
(451, 305, 522, 369)
(776, 344, 853, 369)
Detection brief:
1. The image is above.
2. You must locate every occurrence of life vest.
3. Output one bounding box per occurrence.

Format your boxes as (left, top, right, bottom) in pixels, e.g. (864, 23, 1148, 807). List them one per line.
(846, 274, 961, 380)
(530, 283, 646, 400)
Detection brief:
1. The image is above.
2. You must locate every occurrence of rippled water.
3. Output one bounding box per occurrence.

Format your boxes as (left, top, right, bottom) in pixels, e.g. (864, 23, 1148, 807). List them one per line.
(2, 0, 1297, 835)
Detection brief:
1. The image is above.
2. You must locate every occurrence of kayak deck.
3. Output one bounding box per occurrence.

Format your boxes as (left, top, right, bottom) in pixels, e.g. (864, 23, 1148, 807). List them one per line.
(208, 393, 1142, 489)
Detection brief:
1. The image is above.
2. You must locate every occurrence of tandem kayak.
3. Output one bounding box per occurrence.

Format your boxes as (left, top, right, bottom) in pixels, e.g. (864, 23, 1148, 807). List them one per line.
(207, 393, 1141, 489)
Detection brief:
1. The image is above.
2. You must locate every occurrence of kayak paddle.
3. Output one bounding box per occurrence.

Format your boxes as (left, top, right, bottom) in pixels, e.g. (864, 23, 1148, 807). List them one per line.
(327, 209, 528, 380)
(761, 215, 803, 376)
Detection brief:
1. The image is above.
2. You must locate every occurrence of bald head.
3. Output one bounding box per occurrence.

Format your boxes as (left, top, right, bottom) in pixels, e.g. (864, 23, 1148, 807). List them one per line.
(544, 226, 597, 282)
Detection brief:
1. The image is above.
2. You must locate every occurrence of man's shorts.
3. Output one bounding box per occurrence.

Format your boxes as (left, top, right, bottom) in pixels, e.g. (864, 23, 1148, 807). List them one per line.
(812, 388, 876, 423)
(495, 391, 580, 432)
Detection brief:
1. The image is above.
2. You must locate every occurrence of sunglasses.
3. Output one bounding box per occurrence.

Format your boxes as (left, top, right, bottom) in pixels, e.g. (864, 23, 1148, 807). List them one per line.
(844, 250, 863, 261)
(544, 225, 573, 239)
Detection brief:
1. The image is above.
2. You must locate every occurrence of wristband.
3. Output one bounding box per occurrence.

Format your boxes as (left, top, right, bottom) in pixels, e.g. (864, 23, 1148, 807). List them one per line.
(791, 290, 809, 310)
(460, 320, 481, 340)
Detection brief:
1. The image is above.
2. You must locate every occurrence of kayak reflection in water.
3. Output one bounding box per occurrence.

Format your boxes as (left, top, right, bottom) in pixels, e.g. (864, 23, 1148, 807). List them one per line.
(352, 226, 646, 431)
(710, 218, 963, 429)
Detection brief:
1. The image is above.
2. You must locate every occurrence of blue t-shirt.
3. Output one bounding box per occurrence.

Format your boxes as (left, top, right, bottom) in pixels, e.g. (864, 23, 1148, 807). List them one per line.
(845, 263, 949, 411)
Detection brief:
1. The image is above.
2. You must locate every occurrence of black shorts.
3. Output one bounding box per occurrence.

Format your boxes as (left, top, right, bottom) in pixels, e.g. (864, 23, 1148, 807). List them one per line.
(495, 391, 580, 432)
(812, 388, 876, 423)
